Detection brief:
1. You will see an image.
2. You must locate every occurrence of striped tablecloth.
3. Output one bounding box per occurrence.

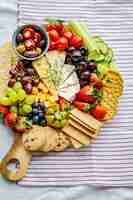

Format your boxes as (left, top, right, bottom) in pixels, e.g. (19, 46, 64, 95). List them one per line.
(17, 0, 133, 186)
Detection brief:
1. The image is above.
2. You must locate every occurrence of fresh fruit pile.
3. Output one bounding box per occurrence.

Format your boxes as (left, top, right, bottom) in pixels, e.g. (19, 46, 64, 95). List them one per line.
(15, 25, 47, 58)
(46, 20, 82, 51)
(8, 60, 39, 94)
(27, 101, 47, 126)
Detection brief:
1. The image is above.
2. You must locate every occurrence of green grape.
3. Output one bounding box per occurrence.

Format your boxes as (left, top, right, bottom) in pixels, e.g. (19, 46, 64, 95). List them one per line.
(0, 97, 11, 106)
(5, 87, 15, 97)
(10, 106, 18, 113)
(22, 104, 32, 114)
(13, 82, 22, 92)
(17, 89, 26, 101)
(18, 106, 24, 115)
(8, 93, 18, 104)
(24, 95, 35, 105)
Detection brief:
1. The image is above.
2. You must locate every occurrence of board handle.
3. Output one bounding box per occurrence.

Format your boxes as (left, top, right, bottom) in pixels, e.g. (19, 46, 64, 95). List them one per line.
(0, 133, 32, 182)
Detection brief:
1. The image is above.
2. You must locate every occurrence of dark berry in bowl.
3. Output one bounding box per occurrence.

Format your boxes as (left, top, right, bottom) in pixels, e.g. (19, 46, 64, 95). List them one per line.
(12, 24, 49, 61)
(16, 33, 24, 43)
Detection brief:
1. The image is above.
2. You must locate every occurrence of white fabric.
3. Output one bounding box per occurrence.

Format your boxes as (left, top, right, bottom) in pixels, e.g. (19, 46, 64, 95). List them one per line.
(1, 1, 133, 200)
(17, 0, 133, 187)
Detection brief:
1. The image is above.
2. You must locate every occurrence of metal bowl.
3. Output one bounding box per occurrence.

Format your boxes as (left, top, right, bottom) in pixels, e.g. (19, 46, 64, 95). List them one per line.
(12, 24, 49, 61)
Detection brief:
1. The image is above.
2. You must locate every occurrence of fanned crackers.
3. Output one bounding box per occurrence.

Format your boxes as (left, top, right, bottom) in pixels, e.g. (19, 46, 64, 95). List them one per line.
(101, 69, 124, 120)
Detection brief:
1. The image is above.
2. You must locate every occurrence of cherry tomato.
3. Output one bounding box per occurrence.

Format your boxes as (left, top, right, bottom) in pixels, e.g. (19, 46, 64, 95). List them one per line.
(63, 31, 73, 41)
(57, 37, 68, 50)
(23, 27, 35, 39)
(55, 23, 65, 34)
(48, 29, 60, 42)
(48, 41, 56, 50)
(70, 34, 82, 48)
(24, 39, 35, 50)
(46, 24, 57, 31)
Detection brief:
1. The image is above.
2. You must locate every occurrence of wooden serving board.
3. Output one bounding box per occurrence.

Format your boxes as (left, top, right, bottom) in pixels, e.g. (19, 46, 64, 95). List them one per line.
(0, 133, 31, 181)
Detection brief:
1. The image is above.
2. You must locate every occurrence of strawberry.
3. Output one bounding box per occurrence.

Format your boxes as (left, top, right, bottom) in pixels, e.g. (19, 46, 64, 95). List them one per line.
(73, 101, 95, 112)
(90, 105, 107, 120)
(75, 85, 96, 103)
(76, 93, 96, 103)
(90, 73, 103, 89)
(58, 96, 65, 111)
(0, 105, 8, 114)
(4, 112, 17, 128)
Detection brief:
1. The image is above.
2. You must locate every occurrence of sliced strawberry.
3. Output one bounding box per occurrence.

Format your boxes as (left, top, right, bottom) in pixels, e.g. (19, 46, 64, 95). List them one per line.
(76, 93, 96, 103)
(79, 85, 93, 96)
(75, 85, 95, 103)
(90, 73, 103, 89)
(4, 112, 17, 128)
(73, 101, 95, 112)
(58, 96, 65, 111)
(90, 105, 107, 120)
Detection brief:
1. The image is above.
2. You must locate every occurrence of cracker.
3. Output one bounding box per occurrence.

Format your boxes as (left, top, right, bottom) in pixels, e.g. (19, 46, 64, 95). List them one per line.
(39, 126, 58, 152)
(54, 132, 70, 152)
(62, 123, 91, 145)
(70, 137, 83, 149)
(69, 118, 96, 139)
(71, 108, 102, 133)
(22, 126, 46, 151)
(103, 70, 123, 97)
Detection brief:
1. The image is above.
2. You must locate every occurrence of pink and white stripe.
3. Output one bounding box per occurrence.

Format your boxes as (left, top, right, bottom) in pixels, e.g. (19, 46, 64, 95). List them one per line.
(17, 0, 133, 186)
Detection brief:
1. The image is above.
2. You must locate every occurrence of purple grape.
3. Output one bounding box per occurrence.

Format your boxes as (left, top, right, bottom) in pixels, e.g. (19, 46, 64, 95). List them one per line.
(79, 79, 89, 88)
(22, 76, 32, 85)
(24, 83, 33, 94)
(9, 68, 17, 77)
(80, 71, 90, 80)
(8, 79, 16, 87)
(79, 47, 88, 56)
(32, 79, 39, 86)
(88, 62, 97, 71)
(26, 68, 34, 76)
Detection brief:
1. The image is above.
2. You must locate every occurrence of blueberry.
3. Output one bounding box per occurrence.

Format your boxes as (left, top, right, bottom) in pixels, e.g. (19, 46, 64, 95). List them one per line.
(38, 111, 44, 120)
(33, 115, 39, 124)
(27, 112, 33, 120)
(32, 108, 39, 114)
(39, 118, 47, 126)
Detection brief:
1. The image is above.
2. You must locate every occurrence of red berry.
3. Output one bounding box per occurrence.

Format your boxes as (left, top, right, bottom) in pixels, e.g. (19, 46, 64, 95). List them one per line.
(48, 41, 56, 50)
(55, 23, 65, 34)
(33, 32, 42, 43)
(24, 39, 35, 50)
(0, 105, 8, 114)
(46, 24, 57, 31)
(48, 29, 60, 42)
(57, 37, 68, 50)
(70, 34, 82, 48)
(90, 105, 107, 120)
(4, 112, 17, 128)
(63, 31, 73, 41)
